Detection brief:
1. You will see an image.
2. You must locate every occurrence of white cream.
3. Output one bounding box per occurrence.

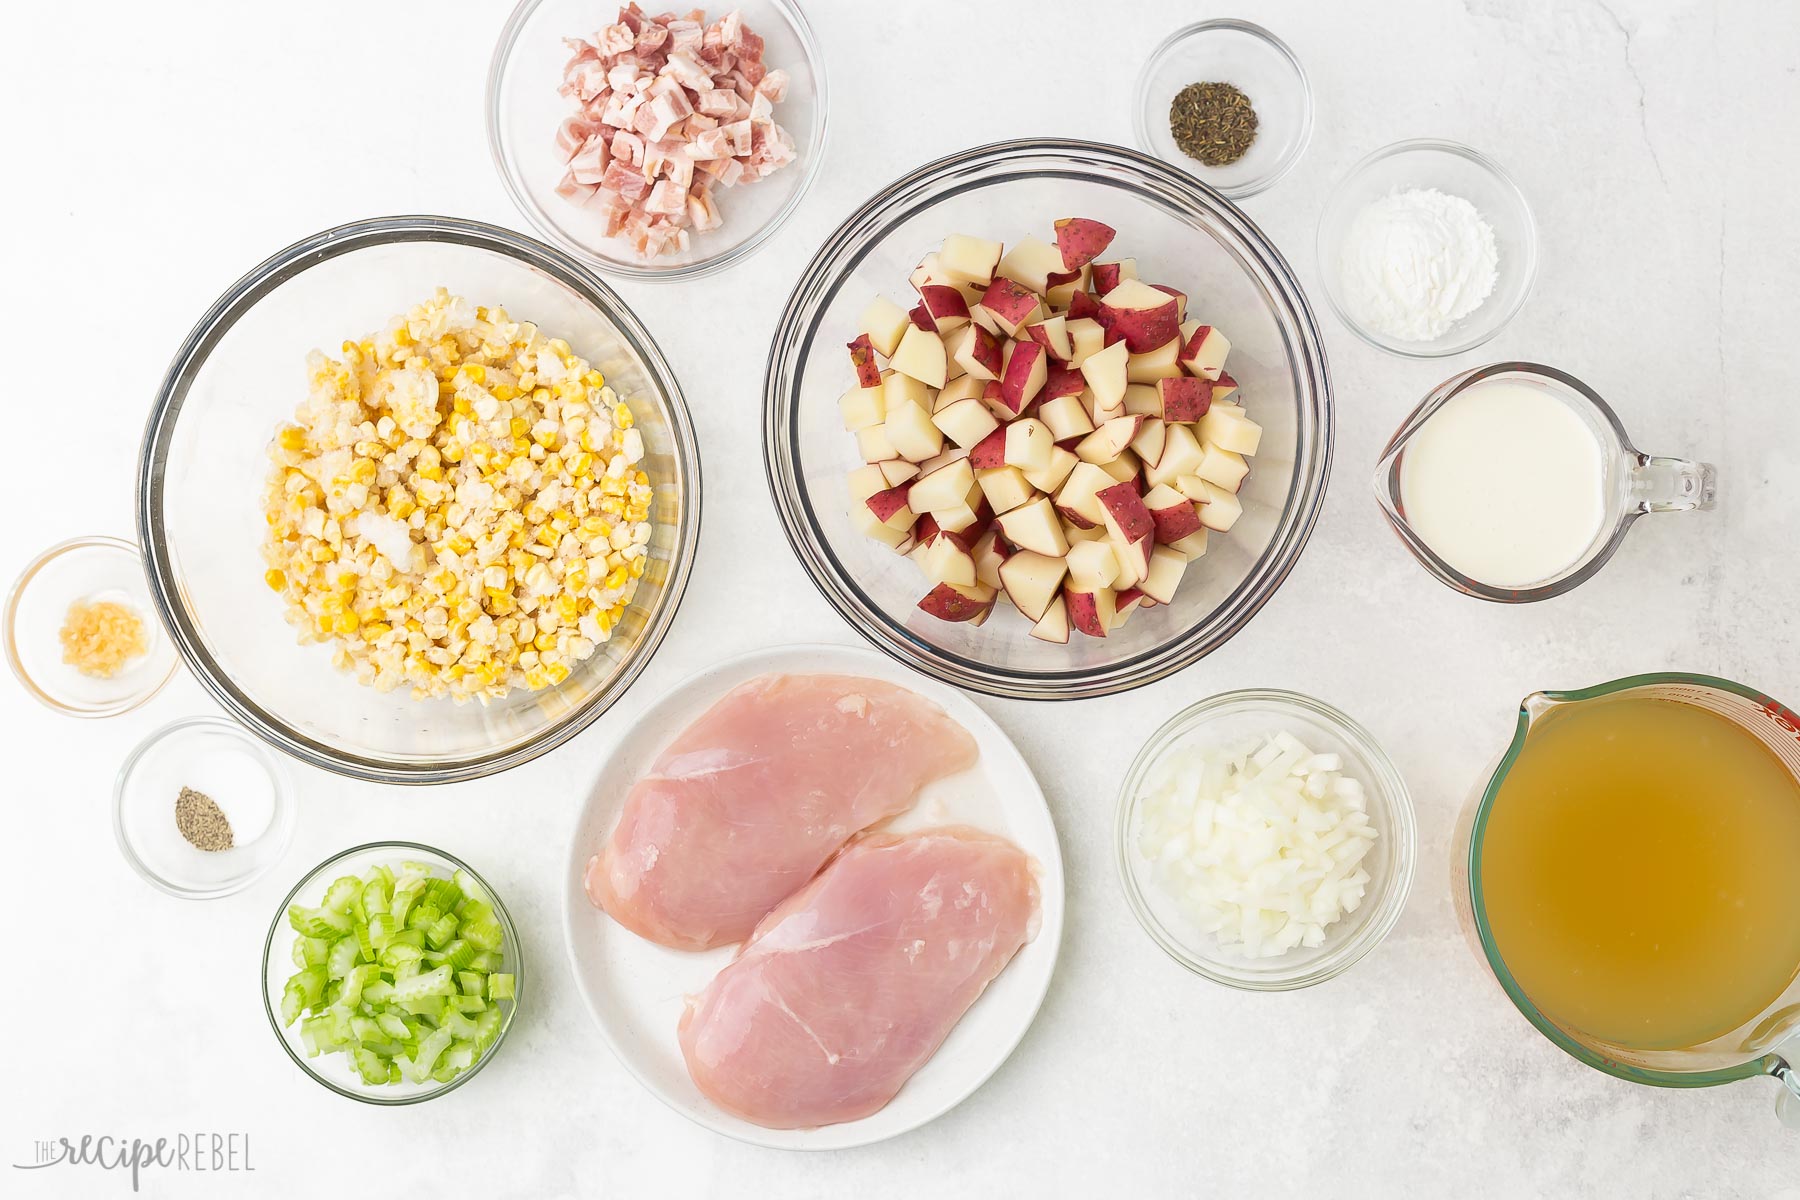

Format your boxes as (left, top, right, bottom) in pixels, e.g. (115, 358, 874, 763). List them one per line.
(1398, 379, 1606, 588)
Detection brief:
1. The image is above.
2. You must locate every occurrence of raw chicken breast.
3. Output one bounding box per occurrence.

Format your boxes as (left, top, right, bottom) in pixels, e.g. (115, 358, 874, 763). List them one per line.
(679, 827, 1040, 1129)
(587, 674, 978, 950)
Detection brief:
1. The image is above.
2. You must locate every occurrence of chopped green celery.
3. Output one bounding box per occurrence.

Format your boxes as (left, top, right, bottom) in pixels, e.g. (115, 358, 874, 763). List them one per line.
(376, 1011, 412, 1041)
(452, 995, 487, 1014)
(379, 942, 424, 970)
(389, 965, 455, 1004)
(389, 927, 426, 950)
(326, 938, 361, 978)
(441, 1010, 478, 1040)
(351, 1047, 390, 1085)
(279, 977, 309, 1026)
(425, 877, 464, 912)
(459, 899, 494, 926)
(371, 864, 395, 890)
(401, 995, 448, 1023)
(367, 913, 398, 947)
(398, 861, 434, 883)
(361, 979, 395, 1006)
(322, 875, 362, 914)
(456, 970, 485, 997)
(405, 902, 443, 933)
(361, 878, 391, 919)
(463, 917, 504, 952)
(468, 951, 502, 973)
(403, 1028, 453, 1083)
(288, 965, 327, 1006)
(340, 963, 376, 1009)
(472, 1007, 503, 1050)
(391, 958, 423, 982)
(288, 905, 353, 939)
(487, 973, 515, 1002)
(425, 912, 460, 950)
(438, 940, 477, 972)
(354, 920, 375, 963)
(389, 885, 421, 929)
(350, 1014, 383, 1043)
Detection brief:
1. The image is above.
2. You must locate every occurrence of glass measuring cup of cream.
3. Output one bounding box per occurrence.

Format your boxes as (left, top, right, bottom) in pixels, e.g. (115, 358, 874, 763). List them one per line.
(1372, 363, 1714, 602)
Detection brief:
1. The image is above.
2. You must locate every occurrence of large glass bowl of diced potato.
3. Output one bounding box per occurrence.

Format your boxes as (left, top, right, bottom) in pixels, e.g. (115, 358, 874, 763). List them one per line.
(138, 216, 700, 783)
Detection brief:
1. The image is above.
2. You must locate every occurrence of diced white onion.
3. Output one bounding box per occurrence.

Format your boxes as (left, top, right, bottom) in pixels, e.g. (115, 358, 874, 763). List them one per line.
(1136, 729, 1378, 959)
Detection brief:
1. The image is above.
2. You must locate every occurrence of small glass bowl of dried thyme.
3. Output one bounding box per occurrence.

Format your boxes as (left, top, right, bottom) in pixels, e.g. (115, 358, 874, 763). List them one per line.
(1133, 19, 1313, 200)
(114, 716, 296, 899)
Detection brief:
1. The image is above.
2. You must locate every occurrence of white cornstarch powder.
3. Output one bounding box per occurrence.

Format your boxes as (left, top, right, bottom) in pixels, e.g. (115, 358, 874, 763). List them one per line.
(1339, 187, 1498, 342)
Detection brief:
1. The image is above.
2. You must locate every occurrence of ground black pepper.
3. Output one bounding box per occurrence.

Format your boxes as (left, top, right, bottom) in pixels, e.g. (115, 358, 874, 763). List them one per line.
(175, 787, 234, 852)
(1169, 81, 1259, 167)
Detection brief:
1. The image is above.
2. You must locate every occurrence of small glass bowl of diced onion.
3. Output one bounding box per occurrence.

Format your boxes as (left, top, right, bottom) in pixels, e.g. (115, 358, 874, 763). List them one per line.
(261, 842, 522, 1103)
(1115, 689, 1416, 990)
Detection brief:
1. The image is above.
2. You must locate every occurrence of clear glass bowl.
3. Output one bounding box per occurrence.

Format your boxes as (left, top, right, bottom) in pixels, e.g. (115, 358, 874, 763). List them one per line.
(137, 216, 700, 783)
(1133, 20, 1313, 199)
(261, 842, 522, 1105)
(1316, 139, 1538, 358)
(763, 138, 1333, 700)
(116, 715, 297, 899)
(487, 0, 828, 281)
(6, 535, 178, 716)
(1115, 689, 1416, 990)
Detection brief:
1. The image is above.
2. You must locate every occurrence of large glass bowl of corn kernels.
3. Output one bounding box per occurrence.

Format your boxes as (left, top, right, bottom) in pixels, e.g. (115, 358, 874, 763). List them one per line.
(137, 216, 701, 784)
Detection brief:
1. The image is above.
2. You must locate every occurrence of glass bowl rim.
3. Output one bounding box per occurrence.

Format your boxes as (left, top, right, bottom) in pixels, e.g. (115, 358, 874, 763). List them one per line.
(135, 213, 702, 784)
(485, 0, 831, 282)
(761, 136, 1334, 701)
(113, 714, 297, 899)
(1130, 17, 1315, 200)
(1113, 687, 1418, 990)
(4, 534, 179, 717)
(260, 839, 525, 1106)
(1315, 137, 1539, 360)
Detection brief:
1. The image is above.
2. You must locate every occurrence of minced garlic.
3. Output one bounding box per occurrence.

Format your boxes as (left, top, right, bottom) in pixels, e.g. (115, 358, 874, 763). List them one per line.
(261, 289, 655, 704)
(60, 599, 150, 678)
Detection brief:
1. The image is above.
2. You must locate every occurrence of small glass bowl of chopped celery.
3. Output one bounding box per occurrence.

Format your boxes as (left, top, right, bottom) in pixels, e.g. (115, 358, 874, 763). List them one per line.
(1114, 689, 1416, 991)
(261, 842, 522, 1104)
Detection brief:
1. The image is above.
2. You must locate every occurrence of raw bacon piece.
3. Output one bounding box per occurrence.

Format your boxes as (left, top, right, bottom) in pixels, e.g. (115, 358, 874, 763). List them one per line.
(679, 828, 1040, 1129)
(553, 5, 801, 259)
(585, 673, 979, 950)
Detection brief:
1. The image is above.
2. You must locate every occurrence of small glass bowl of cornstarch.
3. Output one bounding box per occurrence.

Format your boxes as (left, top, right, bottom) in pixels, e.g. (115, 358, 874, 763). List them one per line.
(1316, 139, 1538, 358)
(1114, 689, 1417, 990)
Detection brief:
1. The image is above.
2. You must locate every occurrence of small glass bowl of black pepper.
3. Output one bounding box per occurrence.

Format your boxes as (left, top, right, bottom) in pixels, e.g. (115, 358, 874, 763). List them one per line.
(114, 716, 296, 899)
(1133, 19, 1312, 200)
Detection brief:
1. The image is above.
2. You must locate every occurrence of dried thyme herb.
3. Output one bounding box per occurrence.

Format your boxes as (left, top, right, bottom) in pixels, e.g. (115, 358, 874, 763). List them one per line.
(1169, 81, 1259, 167)
(175, 787, 234, 853)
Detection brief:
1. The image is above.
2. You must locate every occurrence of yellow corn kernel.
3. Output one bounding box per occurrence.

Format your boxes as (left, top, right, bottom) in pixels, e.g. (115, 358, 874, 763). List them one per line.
(350, 458, 377, 486)
(629, 557, 646, 579)
(613, 402, 634, 429)
(532, 631, 557, 653)
(533, 427, 559, 450)
(493, 384, 518, 402)
(310, 544, 336, 563)
(445, 533, 473, 556)
(605, 567, 629, 590)
(361, 622, 391, 641)
(264, 568, 287, 591)
(545, 661, 571, 684)
(462, 364, 486, 384)
(565, 565, 588, 592)
(278, 426, 308, 451)
(440, 444, 464, 465)
(452, 396, 472, 416)
(334, 612, 360, 634)
(555, 593, 579, 622)
(509, 417, 529, 439)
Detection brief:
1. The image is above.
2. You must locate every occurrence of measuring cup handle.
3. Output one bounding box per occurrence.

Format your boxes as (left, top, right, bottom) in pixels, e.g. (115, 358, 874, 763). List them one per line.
(1629, 454, 1717, 514)
(1773, 1059, 1800, 1129)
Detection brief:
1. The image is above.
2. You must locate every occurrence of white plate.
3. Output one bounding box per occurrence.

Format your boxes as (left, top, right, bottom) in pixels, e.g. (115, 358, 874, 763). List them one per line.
(562, 642, 1065, 1150)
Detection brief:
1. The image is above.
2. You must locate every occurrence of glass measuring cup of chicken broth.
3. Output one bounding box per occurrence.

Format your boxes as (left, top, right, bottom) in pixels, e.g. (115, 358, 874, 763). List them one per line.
(1453, 674, 1800, 1124)
(1373, 363, 1714, 601)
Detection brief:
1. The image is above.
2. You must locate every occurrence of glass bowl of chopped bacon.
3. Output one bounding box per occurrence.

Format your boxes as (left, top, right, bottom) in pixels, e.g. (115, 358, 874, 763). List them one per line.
(488, 0, 827, 280)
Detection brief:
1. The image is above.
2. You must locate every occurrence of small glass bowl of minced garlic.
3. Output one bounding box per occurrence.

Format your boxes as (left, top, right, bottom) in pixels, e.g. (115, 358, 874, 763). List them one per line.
(115, 716, 296, 899)
(4, 536, 178, 717)
(1132, 19, 1313, 199)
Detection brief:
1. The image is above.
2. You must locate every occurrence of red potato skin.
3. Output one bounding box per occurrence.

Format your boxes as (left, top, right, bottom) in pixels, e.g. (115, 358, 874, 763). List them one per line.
(1148, 498, 1204, 544)
(1054, 217, 1117, 270)
(1211, 371, 1238, 403)
(1026, 322, 1071, 362)
(914, 512, 943, 546)
(969, 426, 1008, 470)
(1066, 591, 1108, 638)
(1056, 504, 1098, 530)
(998, 341, 1046, 414)
(1090, 262, 1123, 293)
(917, 583, 992, 623)
(1098, 292, 1180, 354)
(1044, 268, 1082, 295)
(977, 277, 1040, 327)
(1043, 364, 1085, 401)
(1151, 284, 1187, 320)
(1097, 481, 1154, 543)
(918, 284, 970, 326)
(1115, 587, 1148, 617)
(847, 334, 881, 388)
(964, 325, 1003, 376)
(1065, 291, 1103, 322)
(865, 483, 912, 523)
(1157, 377, 1213, 422)
(908, 302, 934, 331)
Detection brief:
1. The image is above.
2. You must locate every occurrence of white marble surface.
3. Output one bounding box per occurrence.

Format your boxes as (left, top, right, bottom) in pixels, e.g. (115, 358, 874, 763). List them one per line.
(4, 0, 1798, 1194)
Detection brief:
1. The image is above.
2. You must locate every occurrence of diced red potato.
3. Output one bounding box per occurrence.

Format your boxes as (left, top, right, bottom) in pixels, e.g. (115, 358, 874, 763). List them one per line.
(1053, 218, 1116, 270)
(847, 334, 881, 388)
(842, 220, 1250, 634)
